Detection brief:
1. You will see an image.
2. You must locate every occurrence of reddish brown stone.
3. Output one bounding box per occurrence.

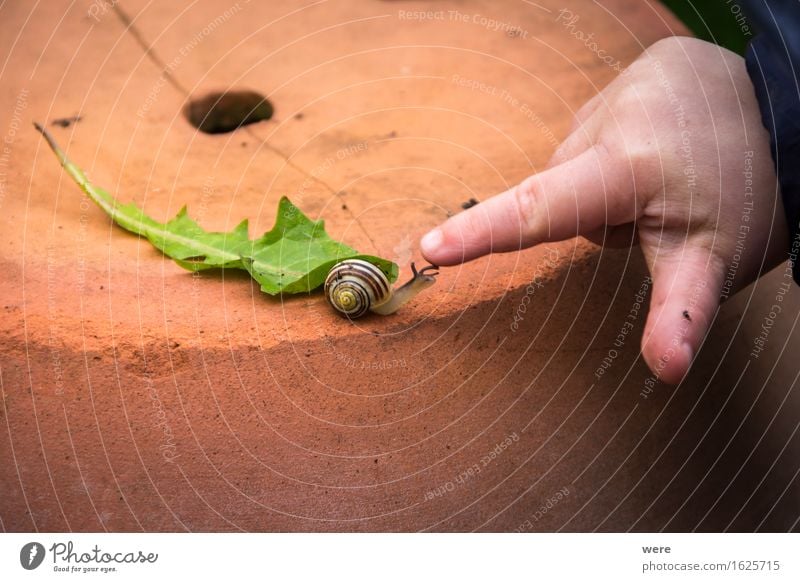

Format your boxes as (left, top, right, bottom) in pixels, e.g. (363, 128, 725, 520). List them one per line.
(1, 0, 797, 532)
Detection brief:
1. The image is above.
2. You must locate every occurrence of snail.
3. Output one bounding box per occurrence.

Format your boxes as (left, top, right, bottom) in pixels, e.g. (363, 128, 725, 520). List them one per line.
(325, 259, 439, 318)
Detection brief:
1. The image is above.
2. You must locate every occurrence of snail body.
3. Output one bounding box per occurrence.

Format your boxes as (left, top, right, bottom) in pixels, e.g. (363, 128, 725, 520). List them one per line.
(325, 259, 438, 318)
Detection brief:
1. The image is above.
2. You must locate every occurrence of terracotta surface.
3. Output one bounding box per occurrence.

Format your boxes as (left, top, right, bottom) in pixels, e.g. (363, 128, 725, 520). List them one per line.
(1, 0, 798, 532)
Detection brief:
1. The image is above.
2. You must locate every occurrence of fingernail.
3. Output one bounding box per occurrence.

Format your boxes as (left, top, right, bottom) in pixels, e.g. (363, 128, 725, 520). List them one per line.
(420, 228, 443, 254)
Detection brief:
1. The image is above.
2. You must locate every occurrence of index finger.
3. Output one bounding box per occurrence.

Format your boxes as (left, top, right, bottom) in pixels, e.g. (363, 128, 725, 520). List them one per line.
(420, 144, 638, 265)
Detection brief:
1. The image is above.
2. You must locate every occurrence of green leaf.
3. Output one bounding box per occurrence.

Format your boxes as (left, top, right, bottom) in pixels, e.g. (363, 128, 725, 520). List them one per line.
(34, 123, 398, 295)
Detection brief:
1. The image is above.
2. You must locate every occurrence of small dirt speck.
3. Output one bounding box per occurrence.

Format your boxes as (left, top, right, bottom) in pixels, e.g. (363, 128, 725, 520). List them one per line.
(294, 112, 304, 120)
(461, 198, 479, 210)
(682, 310, 692, 321)
(51, 115, 82, 128)
(341, 204, 348, 210)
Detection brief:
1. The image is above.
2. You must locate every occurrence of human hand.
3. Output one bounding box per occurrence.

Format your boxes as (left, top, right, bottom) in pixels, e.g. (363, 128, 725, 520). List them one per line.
(420, 37, 788, 384)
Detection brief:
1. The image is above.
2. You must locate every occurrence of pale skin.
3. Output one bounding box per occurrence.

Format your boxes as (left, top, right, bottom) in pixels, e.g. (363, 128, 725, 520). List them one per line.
(421, 37, 788, 384)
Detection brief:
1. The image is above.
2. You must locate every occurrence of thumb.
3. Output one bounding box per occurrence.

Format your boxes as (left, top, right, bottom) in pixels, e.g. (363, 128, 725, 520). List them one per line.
(640, 245, 725, 384)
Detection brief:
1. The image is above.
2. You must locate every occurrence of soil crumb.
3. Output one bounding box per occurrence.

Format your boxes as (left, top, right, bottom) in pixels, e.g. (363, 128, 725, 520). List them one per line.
(51, 116, 82, 128)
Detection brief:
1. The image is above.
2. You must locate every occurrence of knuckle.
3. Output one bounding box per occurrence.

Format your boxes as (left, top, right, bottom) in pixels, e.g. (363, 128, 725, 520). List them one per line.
(549, 141, 575, 167)
(593, 140, 651, 213)
(625, 143, 654, 178)
(614, 85, 643, 112)
(602, 136, 656, 196)
(647, 35, 691, 56)
(648, 36, 676, 54)
(514, 177, 546, 238)
(573, 96, 601, 127)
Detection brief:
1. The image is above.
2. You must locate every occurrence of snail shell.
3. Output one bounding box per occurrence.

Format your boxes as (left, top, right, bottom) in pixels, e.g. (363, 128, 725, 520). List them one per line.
(325, 259, 439, 319)
(324, 259, 392, 318)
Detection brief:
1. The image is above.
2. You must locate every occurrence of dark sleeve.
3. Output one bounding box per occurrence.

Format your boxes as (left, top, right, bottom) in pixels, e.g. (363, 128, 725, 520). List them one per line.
(742, 0, 800, 283)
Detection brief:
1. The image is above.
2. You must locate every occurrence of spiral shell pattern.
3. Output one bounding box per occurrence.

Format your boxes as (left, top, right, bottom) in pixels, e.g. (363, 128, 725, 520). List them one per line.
(324, 259, 391, 318)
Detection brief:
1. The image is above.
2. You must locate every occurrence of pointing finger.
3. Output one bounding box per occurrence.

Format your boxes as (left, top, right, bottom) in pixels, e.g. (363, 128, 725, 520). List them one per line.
(421, 144, 638, 265)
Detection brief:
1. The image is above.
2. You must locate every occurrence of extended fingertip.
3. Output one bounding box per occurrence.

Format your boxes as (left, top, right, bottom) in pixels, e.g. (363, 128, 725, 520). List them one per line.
(420, 228, 446, 263)
(642, 339, 694, 385)
(666, 342, 694, 384)
(420, 228, 443, 254)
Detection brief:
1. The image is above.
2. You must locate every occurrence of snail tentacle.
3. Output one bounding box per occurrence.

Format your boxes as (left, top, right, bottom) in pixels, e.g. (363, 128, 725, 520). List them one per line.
(368, 261, 438, 316)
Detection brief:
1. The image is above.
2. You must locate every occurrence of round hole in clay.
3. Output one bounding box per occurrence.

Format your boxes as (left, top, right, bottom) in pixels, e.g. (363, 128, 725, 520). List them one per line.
(184, 90, 273, 134)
